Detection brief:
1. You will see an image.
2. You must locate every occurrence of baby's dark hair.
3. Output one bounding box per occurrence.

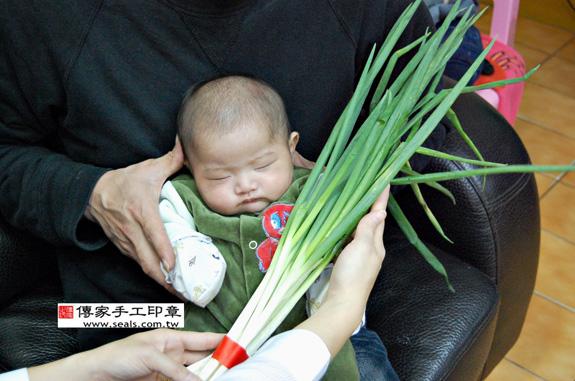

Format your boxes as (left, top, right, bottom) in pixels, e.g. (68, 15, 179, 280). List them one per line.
(177, 75, 291, 156)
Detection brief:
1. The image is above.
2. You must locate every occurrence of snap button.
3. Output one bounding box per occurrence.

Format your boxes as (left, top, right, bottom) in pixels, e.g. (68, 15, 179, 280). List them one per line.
(249, 240, 258, 249)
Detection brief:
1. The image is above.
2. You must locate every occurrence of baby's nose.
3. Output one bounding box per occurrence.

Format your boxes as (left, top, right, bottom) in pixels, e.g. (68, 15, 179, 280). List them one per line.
(235, 176, 257, 194)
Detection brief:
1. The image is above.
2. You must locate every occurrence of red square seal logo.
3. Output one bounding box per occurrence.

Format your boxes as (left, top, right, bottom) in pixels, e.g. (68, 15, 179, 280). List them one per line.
(59, 305, 74, 319)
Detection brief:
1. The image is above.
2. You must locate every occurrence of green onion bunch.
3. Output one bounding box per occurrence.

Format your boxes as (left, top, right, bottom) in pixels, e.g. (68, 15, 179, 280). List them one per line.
(189, 1, 574, 378)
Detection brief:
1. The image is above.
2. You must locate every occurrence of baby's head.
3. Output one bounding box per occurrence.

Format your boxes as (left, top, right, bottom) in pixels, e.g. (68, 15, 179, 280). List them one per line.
(178, 75, 299, 216)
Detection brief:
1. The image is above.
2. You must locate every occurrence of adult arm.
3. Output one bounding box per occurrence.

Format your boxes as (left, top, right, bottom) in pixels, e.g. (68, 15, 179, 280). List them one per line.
(0, 3, 182, 285)
(296, 186, 389, 357)
(25, 329, 223, 381)
(0, 2, 107, 248)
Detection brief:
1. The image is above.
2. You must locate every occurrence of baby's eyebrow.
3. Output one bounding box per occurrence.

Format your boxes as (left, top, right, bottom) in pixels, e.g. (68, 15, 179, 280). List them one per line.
(201, 163, 232, 173)
(249, 151, 275, 165)
(201, 151, 276, 173)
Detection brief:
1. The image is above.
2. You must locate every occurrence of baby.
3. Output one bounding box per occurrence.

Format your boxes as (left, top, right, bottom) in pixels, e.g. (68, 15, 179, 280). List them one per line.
(159, 75, 302, 307)
(159, 75, 396, 380)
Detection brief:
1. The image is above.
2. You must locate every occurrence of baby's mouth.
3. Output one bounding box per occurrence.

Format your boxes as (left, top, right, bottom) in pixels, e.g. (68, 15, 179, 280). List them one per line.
(242, 197, 264, 205)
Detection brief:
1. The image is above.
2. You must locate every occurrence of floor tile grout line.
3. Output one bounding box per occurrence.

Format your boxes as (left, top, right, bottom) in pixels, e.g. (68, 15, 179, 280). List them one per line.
(530, 35, 574, 66)
(512, 18, 574, 54)
(556, 180, 575, 190)
(515, 114, 575, 141)
(561, 161, 575, 187)
(515, 24, 575, 99)
(501, 358, 548, 380)
(538, 179, 558, 199)
(528, 163, 575, 197)
(538, 174, 575, 197)
(533, 290, 575, 314)
(541, 228, 575, 246)
(513, 30, 575, 54)
(558, 34, 575, 64)
(536, 173, 567, 195)
(554, 160, 575, 185)
(524, 77, 575, 101)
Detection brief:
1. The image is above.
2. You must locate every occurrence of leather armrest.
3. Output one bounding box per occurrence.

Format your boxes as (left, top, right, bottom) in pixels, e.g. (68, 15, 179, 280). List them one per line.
(0, 215, 60, 306)
(394, 88, 540, 373)
(368, 225, 499, 380)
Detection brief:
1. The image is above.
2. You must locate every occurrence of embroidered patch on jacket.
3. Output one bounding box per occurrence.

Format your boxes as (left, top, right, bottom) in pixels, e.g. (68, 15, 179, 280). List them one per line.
(255, 203, 294, 273)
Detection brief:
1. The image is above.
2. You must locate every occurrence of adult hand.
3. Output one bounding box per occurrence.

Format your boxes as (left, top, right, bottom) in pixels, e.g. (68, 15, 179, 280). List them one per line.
(28, 329, 224, 381)
(329, 185, 390, 301)
(84, 139, 184, 292)
(296, 186, 390, 357)
(292, 151, 315, 170)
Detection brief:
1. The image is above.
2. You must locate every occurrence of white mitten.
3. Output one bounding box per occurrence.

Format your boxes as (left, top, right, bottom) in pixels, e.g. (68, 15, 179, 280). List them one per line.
(159, 181, 226, 307)
(161, 233, 226, 307)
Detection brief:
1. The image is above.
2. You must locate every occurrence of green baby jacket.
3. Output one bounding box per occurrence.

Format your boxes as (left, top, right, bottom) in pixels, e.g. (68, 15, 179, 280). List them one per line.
(171, 167, 358, 380)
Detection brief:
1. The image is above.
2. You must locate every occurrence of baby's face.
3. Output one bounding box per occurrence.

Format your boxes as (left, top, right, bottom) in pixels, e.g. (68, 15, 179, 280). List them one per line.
(187, 124, 299, 216)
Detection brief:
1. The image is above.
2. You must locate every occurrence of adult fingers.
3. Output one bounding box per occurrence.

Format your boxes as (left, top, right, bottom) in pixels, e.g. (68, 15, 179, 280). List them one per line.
(175, 332, 224, 365)
(370, 185, 390, 259)
(144, 139, 185, 271)
(370, 185, 390, 215)
(335, 185, 391, 263)
(179, 331, 225, 352)
(84, 140, 185, 292)
(292, 151, 316, 170)
(354, 186, 390, 250)
(138, 350, 200, 381)
(150, 330, 223, 365)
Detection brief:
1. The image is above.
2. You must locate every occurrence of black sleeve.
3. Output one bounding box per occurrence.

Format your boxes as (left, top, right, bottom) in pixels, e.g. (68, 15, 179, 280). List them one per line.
(0, 0, 108, 248)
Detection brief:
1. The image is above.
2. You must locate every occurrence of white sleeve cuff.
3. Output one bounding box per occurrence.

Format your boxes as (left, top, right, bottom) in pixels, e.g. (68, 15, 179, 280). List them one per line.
(0, 368, 29, 381)
(160, 181, 226, 307)
(219, 330, 330, 381)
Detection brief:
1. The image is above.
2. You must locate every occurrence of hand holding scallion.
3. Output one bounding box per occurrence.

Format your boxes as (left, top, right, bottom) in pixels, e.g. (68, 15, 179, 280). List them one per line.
(296, 185, 390, 358)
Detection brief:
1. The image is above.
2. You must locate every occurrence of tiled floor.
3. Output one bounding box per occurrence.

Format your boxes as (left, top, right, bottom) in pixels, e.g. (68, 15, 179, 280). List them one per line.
(474, 4, 575, 381)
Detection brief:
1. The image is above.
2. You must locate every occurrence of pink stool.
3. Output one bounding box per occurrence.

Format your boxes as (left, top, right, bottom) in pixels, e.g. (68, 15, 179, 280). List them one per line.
(474, 0, 526, 125)
(490, 0, 520, 47)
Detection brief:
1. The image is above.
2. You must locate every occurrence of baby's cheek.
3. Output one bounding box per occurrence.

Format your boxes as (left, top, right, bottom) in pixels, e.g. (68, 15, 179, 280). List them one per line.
(207, 188, 237, 215)
(270, 176, 292, 199)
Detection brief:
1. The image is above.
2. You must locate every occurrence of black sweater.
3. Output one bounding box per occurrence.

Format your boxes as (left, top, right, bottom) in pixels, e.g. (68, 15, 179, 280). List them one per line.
(0, 0, 440, 248)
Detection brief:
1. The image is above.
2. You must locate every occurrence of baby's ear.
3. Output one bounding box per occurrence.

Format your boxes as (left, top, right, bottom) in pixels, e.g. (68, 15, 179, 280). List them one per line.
(289, 131, 300, 154)
(183, 158, 194, 176)
(180, 146, 194, 175)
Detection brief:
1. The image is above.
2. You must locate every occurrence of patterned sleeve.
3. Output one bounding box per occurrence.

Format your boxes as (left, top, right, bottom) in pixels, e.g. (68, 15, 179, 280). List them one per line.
(159, 181, 227, 307)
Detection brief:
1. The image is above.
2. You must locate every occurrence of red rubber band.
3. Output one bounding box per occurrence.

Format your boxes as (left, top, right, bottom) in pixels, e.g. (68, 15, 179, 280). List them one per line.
(212, 335, 249, 369)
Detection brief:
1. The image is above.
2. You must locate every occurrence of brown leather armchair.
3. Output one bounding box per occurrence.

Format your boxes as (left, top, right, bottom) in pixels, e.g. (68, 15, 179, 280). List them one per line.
(0, 87, 539, 380)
